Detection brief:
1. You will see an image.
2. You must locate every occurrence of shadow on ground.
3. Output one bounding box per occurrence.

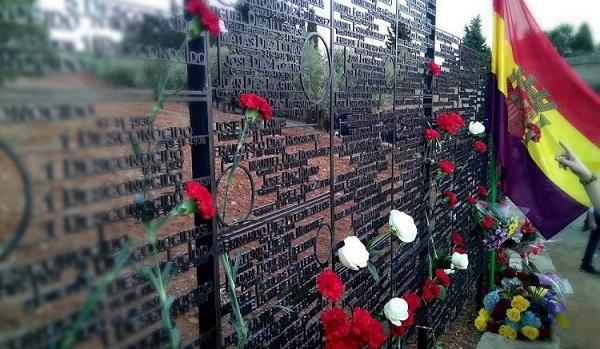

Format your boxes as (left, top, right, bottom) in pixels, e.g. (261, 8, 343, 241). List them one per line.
(546, 214, 600, 349)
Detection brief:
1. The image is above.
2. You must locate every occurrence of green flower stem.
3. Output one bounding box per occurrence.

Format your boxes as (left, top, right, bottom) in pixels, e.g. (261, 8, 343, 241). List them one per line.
(221, 254, 248, 348)
(221, 119, 252, 223)
(60, 241, 132, 349)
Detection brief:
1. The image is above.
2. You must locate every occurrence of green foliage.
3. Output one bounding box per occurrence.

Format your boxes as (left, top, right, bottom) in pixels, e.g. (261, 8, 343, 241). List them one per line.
(0, 0, 55, 83)
(572, 23, 595, 55)
(546, 24, 575, 57)
(462, 15, 490, 56)
(301, 41, 329, 102)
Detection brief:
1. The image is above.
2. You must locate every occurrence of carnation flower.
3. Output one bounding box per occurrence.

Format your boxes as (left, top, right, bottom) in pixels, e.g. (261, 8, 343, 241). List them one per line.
(506, 308, 521, 322)
(468, 121, 485, 135)
(521, 219, 536, 234)
(422, 279, 441, 302)
(466, 195, 477, 205)
(442, 190, 457, 207)
(499, 324, 517, 340)
(474, 316, 487, 331)
(474, 140, 487, 153)
(184, 181, 215, 219)
(482, 215, 494, 229)
(338, 236, 369, 270)
(521, 311, 542, 328)
(438, 160, 455, 174)
(526, 123, 541, 142)
(187, 0, 221, 37)
(317, 268, 344, 302)
(476, 185, 488, 197)
(403, 292, 422, 310)
(424, 128, 440, 140)
(483, 290, 500, 312)
(351, 308, 386, 349)
(389, 210, 417, 243)
(452, 231, 463, 246)
(321, 307, 351, 340)
(239, 93, 272, 120)
(437, 112, 464, 135)
(511, 295, 530, 312)
(454, 246, 466, 254)
(435, 269, 451, 287)
(429, 61, 441, 76)
(521, 326, 540, 341)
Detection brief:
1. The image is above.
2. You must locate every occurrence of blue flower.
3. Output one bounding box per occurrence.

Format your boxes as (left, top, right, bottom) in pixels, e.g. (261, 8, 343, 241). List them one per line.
(521, 311, 541, 328)
(505, 320, 521, 331)
(483, 290, 500, 312)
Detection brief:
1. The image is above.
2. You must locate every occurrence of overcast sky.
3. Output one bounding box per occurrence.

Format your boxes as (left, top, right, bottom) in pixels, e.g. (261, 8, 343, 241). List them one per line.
(437, 0, 600, 45)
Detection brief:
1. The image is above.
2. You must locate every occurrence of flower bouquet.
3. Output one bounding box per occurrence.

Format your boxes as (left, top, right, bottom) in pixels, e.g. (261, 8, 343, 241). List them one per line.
(475, 284, 567, 342)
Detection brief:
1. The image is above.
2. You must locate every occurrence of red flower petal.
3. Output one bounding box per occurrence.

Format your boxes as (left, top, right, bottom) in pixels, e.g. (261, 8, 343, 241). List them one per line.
(317, 269, 345, 302)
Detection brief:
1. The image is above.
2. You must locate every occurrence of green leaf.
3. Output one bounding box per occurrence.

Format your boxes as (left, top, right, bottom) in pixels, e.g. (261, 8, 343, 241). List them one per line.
(165, 295, 176, 311)
(437, 285, 447, 301)
(163, 261, 175, 285)
(382, 321, 390, 336)
(233, 251, 242, 277)
(367, 261, 380, 284)
(397, 337, 404, 349)
(187, 16, 202, 39)
(176, 199, 197, 215)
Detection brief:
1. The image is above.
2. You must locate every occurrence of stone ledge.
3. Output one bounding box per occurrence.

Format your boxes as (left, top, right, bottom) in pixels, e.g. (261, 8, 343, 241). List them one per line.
(475, 332, 560, 349)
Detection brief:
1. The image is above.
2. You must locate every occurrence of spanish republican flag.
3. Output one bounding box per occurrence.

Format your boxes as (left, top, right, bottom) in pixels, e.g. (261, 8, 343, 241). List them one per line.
(491, 0, 600, 238)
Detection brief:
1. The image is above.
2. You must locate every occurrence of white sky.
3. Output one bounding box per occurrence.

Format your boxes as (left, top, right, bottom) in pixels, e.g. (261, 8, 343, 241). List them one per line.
(437, 0, 600, 46)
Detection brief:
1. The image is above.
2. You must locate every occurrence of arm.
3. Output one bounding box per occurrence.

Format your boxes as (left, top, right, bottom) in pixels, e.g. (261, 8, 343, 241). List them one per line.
(556, 141, 600, 213)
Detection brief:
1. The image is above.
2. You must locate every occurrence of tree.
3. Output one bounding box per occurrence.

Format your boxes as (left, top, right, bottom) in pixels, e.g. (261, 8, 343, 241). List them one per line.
(572, 23, 595, 55)
(462, 15, 490, 55)
(386, 23, 411, 51)
(0, 0, 54, 83)
(546, 24, 575, 57)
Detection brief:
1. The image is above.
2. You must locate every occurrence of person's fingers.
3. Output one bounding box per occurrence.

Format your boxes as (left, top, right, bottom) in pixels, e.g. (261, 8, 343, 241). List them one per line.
(558, 141, 573, 157)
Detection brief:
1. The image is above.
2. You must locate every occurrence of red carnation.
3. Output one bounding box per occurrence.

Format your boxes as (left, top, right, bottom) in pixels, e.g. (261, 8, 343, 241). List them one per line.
(317, 269, 344, 302)
(476, 185, 488, 197)
(421, 284, 433, 302)
(452, 231, 463, 246)
(466, 195, 477, 205)
(429, 61, 441, 76)
(435, 269, 451, 287)
(187, 0, 221, 37)
(438, 160, 455, 174)
(503, 268, 517, 279)
(324, 334, 362, 349)
(422, 278, 441, 300)
(437, 112, 464, 135)
(487, 322, 499, 333)
(482, 215, 494, 230)
(321, 307, 351, 340)
(402, 311, 415, 327)
(474, 140, 487, 153)
(442, 190, 457, 207)
(390, 324, 406, 337)
(185, 181, 215, 220)
(403, 292, 422, 310)
(521, 219, 536, 234)
(424, 128, 440, 140)
(351, 308, 386, 349)
(491, 301, 509, 321)
(454, 246, 466, 254)
(526, 123, 541, 142)
(239, 93, 272, 120)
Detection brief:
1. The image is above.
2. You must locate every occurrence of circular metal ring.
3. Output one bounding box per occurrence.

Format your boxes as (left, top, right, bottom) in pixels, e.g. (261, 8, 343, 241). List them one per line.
(0, 137, 32, 261)
(215, 164, 255, 227)
(299, 32, 332, 106)
(314, 222, 332, 266)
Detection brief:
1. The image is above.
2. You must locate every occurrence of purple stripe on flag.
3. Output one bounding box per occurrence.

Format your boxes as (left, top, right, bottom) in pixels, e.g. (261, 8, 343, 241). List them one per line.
(489, 74, 586, 238)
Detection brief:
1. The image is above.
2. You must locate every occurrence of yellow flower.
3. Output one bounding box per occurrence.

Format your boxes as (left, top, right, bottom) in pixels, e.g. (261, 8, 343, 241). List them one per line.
(508, 218, 519, 236)
(521, 326, 539, 341)
(499, 325, 518, 340)
(474, 316, 487, 332)
(478, 308, 490, 321)
(511, 295, 530, 312)
(506, 308, 521, 322)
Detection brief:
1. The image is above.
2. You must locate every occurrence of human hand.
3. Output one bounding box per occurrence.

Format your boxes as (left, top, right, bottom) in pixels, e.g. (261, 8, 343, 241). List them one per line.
(555, 141, 592, 180)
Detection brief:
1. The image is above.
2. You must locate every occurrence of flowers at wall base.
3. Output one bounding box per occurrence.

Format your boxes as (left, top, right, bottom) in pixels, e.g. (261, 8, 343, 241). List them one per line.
(429, 61, 441, 76)
(317, 269, 344, 302)
(499, 324, 518, 340)
(474, 140, 487, 153)
(437, 112, 464, 135)
(182, 181, 215, 219)
(474, 315, 488, 331)
(468, 121, 485, 135)
(521, 219, 537, 234)
(452, 231, 463, 246)
(466, 195, 477, 205)
(511, 295, 530, 312)
(506, 308, 521, 322)
(390, 292, 422, 337)
(239, 93, 272, 121)
(442, 190, 457, 207)
(424, 128, 440, 140)
(521, 326, 540, 341)
(187, 0, 221, 37)
(435, 269, 451, 287)
(383, 298, 409, 326)
(388, 210, 418, 243)
(421, 279, 441, 302)
(351, 308, 387, 349)
(338, 236, 369, 270)
(451, 251, 469, 269)
(321, 307, 351, 340)
(438, 159, 455, 174)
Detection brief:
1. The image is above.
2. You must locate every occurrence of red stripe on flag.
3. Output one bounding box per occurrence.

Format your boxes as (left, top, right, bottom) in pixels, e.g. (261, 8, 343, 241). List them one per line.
(493, 0, 505, 17)
(502, 0, 600, 146)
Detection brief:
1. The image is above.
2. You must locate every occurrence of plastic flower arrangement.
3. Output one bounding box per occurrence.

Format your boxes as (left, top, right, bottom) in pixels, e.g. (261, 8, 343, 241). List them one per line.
(475, 284, 566, 342)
